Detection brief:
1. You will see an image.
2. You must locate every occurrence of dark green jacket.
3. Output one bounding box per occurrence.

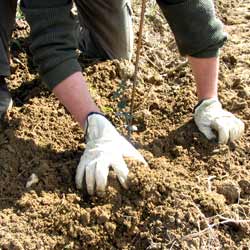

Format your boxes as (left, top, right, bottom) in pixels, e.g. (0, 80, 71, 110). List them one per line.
(21, 0, 227, 89)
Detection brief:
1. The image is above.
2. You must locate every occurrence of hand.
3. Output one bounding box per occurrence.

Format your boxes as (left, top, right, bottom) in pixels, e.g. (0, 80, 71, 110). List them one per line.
(75, 113, 147, 196)
(194, 98, 244, 144)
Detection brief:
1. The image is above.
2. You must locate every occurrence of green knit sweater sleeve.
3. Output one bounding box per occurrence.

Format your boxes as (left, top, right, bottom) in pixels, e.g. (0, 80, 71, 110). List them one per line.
(157, 0, 227, 57)
(21, 1, 81, 89)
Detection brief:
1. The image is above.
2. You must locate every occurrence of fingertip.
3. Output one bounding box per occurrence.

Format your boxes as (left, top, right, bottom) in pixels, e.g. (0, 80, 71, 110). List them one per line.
(218, 131, 229, 144)
(86, 164, 96, 196)
(111, 157, 129, 189)
(95, 160, 109, 196)
(75, 178, 82, 190)
(88, 188, 95, 196)
(229, 126, 239, 142)
(137, 155, 148, 166)
(229, 118, 244, 142)
(238, 119, 245, 136)
(112, 159, 129, 179)
(212, 120, 229, 144)
(96, 191, 106, 197)
(118, 176, 128, 189)
(142, 158, 149, 166)
(218, 131, 228, 144)
(121, 138, 148, 165)
(75, 162, 86, 190)
(199, 126, 216, 140)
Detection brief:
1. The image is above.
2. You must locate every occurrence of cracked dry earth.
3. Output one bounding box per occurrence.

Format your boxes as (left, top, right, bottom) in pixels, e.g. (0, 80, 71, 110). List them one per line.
(0, 0, 250, 249)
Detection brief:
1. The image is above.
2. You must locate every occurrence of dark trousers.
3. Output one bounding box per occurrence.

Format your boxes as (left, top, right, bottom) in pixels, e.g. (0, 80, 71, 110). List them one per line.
(0, 0, 17, 76)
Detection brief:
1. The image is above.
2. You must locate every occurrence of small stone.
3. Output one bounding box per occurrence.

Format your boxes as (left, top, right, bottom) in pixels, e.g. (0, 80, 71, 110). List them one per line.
(6, 145, 15, 153)
(97, 213, 110, 224)
(105, 222, 116, 235)
(7, 240, 24, 250)
(147, 73, 164, 86)
(216, 181, 240, 204)
(238, 180, 250, 195)
(125, 124, 138, 132)
(168, 216, 175, 223)
(238, 86, 250, 98)
(198, 191, 226, 214)
(80, 210, 90, 226)
(176, 219, 182, 225)
(26, 173, 39, 188)
(155, 220, 162, 226)
(66, 194, 81, 203)
(171, 145, 185, 158)
(117, 60, 134, 80)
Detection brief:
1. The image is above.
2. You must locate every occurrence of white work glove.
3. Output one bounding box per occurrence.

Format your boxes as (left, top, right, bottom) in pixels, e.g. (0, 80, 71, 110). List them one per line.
(75, 113, 147, 196)
(194, 98, 244, 144)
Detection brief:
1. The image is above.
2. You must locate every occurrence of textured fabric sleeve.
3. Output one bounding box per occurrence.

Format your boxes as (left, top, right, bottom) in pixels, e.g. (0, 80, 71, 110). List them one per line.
(21, 0, 81, 89)
(157, 0, 228, 57)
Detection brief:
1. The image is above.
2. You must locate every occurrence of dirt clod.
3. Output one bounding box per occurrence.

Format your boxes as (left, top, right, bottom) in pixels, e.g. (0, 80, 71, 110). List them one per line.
(216, 181, 240, 204)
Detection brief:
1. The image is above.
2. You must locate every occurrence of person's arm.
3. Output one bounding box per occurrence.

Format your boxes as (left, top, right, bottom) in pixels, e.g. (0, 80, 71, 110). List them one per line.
(156, 0, 244, 143)
(189, 56, 244, 144)
(53, 72, 147, 196)
(53, 72, 99, 126)
(21, 1, 147, 196)
(189, 56, 218, 101)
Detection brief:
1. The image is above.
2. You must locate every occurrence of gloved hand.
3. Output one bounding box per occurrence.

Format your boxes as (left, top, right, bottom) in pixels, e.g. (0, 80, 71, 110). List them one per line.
(75, 113, 147, 196)
(194, 98, 244, 144)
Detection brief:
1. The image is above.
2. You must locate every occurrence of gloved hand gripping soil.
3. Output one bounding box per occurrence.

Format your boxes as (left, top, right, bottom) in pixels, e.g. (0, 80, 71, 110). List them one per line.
(75, 113, 147, 196)
(194, 98, 244, 144)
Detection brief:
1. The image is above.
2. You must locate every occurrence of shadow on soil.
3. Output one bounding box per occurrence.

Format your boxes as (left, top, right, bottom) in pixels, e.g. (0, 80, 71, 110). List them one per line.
(143, 119, 236, 160)
(0, 117, 83, 211)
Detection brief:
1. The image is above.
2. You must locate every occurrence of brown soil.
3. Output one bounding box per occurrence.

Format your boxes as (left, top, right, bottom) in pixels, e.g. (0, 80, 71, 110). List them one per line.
(1, 1, 250, 249)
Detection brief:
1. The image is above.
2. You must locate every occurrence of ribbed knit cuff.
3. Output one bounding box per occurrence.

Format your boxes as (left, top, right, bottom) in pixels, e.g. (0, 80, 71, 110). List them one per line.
(43, 58, 82, 90)
(191, 40, 226, 58)
(191, 48, 220, 58)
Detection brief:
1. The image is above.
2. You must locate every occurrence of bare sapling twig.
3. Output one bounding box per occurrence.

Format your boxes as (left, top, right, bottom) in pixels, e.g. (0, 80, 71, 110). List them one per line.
(128, 0, 147, 139)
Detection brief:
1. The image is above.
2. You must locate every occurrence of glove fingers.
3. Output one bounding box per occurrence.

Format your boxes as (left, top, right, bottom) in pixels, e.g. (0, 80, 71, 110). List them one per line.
(211, 120, 229, 144)
(229, 121, 239, 142)
(239, 119, 245, 136)
(117, 176, 128, 190)
(218, 127, 229, 144)
(95, 158, 110, 196)
(75, 157, 87, 190)
(86, 162, 97, 195)
(111, 157, 129, 189)
(229, 118, 244, 142)
(198, 125, 216, 140)
(212, 117, 244, 144)
(122, 138, 147, 165)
